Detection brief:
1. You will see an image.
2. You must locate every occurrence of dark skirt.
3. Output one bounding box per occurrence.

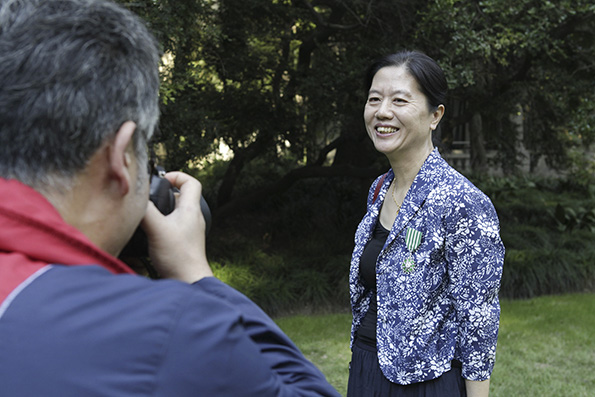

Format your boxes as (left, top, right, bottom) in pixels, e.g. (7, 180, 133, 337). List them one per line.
(347, 338, 467, 397)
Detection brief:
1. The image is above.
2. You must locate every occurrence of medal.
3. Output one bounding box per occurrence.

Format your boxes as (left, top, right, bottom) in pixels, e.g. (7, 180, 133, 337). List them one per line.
(402, 257, 416, 273)
(402, 228, 422, 274)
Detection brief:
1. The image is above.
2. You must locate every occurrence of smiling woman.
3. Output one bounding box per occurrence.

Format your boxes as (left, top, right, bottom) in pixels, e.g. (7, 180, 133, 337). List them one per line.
(347, 51, 504, 397)
(364, 65, 444, 179)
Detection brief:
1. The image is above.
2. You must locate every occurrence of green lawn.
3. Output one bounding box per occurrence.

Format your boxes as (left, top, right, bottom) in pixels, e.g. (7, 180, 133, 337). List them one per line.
(275, 293, 595, 397)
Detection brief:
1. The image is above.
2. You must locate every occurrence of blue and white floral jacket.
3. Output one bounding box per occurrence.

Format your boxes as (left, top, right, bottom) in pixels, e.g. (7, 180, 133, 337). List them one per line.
(349, 148, 505, 385)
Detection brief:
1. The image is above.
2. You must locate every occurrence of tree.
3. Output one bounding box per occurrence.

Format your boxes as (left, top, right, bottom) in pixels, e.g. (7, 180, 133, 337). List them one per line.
(121, 0, 594, 219)
(418, 0, 595, 173)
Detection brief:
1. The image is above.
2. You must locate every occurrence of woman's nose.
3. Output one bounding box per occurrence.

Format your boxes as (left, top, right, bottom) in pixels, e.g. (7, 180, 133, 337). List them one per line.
(376, 100, 393, 119)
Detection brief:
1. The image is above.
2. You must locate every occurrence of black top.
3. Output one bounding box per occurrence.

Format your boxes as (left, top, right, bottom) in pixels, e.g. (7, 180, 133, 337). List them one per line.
(356, 221, 390, 347)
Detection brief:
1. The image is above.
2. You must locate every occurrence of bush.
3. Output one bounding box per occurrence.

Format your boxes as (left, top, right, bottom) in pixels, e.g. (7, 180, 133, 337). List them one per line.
(502, 245, 594, 298)
(476, 175, 595, 299)
(205, 173, 365, 314)
(211, 247, 351, 316)
(205, 171, 594, 313)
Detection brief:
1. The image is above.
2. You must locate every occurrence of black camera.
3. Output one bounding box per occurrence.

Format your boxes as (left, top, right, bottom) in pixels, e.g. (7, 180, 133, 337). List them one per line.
(120, 165, 211, 259)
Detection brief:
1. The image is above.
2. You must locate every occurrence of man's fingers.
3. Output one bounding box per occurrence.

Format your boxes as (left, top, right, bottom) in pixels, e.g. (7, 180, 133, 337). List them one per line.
(141, 200, 161, 233)
(163, 171, 202, 209)
(163, 171, 201, 193)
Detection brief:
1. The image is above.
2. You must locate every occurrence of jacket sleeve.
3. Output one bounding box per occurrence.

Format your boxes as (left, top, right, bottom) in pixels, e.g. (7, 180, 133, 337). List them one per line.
(445, 190, 505, 381)
(155, 277, 340, 397)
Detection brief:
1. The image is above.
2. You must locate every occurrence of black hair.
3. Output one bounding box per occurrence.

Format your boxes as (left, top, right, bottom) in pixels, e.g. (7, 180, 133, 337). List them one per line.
(364, 50, 447, 111)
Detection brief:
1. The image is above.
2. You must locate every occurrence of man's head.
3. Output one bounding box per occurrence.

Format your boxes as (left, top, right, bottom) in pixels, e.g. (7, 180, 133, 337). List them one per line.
(0, 0, 160, 192)
(0, 0, 162, 255)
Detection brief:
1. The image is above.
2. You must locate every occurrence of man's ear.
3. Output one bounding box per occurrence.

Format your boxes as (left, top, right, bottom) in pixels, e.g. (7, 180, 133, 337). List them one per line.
(109, 121, 137, 196)
(430, 105, 445, 131)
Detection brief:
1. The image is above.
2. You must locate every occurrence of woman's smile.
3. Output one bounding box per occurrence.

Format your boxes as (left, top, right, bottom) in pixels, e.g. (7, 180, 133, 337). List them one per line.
(375, 125, 399, 135)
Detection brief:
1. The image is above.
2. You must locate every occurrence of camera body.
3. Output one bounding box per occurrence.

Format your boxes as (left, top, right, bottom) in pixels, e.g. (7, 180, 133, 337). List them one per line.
(120, 166, 211, 258)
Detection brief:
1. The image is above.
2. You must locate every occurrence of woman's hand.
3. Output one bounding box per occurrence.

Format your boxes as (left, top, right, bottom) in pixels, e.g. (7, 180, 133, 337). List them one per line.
(465, 378, 490, 397)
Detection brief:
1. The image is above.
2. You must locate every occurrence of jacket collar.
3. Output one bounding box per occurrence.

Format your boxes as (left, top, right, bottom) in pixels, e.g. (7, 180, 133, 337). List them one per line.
(0, 178, 135, 276)
(374, 148, 448, 239)
(397, 148, 446, 227)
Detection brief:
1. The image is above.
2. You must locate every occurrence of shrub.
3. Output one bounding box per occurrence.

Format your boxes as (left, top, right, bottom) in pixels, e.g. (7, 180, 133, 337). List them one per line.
(476, 175, 595, 299)
(501, 245, 594, 298)
(206, 172, 594, 313)
(210, 247, 351, 316)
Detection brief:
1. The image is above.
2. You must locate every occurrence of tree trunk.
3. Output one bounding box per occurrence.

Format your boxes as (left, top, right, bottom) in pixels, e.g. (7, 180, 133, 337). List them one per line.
(469, 112, 488, 173)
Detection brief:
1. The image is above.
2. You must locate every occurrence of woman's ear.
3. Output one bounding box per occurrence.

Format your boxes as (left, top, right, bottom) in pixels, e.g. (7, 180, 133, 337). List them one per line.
(109, 121, 137, 196)
(430, 105, 445, 131)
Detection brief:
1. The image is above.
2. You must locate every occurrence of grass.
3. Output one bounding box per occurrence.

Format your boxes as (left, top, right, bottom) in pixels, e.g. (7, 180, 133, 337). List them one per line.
(275, 293, 595, 397)
(276, 311, 351, 396)
(494, 294, 595, 396)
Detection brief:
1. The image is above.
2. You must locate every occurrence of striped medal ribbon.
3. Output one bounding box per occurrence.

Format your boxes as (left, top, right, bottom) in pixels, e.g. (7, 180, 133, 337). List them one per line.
(402, 228, 423, 274)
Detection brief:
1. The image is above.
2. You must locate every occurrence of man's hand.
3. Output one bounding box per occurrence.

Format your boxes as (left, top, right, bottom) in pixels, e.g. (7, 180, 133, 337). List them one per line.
(141, 172, 213, 283)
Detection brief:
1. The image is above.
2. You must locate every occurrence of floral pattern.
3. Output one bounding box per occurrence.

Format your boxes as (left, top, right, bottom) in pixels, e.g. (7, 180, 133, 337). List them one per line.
(349, 148, 505, 385)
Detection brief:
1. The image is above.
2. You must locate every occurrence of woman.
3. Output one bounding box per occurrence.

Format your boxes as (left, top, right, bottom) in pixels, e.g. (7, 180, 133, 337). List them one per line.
(347, 51, 504, 397)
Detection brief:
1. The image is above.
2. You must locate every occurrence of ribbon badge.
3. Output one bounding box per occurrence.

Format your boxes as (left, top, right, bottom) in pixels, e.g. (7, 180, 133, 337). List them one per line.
(402, 228, 423, 274)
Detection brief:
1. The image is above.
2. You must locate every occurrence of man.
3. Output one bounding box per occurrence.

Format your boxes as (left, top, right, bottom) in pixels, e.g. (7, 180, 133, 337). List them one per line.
(0, 0, 339, 395)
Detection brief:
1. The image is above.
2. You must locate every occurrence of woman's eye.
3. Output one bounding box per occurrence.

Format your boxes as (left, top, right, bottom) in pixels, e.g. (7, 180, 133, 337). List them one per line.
(368, 97, 380, 103)
(394, 98, 407, 103)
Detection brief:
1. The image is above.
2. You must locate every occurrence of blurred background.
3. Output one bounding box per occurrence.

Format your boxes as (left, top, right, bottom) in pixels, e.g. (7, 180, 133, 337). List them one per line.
(121, 0, 594, 315)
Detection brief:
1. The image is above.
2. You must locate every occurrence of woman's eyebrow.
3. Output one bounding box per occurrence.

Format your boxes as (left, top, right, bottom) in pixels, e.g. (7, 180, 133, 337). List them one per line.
(368, 88, 413, 98)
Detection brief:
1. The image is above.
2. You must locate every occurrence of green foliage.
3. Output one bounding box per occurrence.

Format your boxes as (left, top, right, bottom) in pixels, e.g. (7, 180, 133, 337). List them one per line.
(205, 172, 363, 314)
(419, 0, 595, 171)
(122, 0, 594, 213)
(210, 249, 350, 316)
(207, 172, 594, 313)
(210, 253, 297, 315)
(206, 173, 367, 314)
(502, 244, 594, 299)
(117, 1, 595, 311)
(473, 175, 595, 299)
(553, 204, 595, 233)
(562, 95, 595, 187)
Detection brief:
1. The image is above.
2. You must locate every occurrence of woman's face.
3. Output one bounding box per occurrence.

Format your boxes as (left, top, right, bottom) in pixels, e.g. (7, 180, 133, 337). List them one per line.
(364, 65, 443, 161)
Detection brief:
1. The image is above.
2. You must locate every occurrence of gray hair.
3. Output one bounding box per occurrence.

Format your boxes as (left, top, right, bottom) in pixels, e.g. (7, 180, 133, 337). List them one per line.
(0, 0, 160, 191)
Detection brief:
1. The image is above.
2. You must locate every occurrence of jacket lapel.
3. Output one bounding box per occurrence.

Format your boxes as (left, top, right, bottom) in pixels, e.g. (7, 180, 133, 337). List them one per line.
(386, 149, 447, 244)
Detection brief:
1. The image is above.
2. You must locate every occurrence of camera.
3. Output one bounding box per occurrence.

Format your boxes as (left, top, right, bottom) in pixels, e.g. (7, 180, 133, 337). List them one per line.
(120, 164, 212, 259)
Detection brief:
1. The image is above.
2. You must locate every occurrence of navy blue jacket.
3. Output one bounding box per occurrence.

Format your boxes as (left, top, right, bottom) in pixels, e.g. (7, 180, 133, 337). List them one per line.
(0, 178, 339, 396)
(350, 149, 504, 384)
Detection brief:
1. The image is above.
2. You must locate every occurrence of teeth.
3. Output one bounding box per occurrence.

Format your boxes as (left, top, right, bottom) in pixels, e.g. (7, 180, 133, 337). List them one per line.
(377, 127, 398, 134)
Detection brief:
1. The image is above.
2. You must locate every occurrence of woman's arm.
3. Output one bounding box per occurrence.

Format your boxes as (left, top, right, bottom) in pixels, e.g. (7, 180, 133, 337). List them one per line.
(465, 378, 490, 397)
(444, 186, 505, 385)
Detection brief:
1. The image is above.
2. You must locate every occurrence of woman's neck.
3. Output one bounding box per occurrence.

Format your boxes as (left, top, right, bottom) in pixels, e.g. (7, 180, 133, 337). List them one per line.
(389, 146, 433, 198)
